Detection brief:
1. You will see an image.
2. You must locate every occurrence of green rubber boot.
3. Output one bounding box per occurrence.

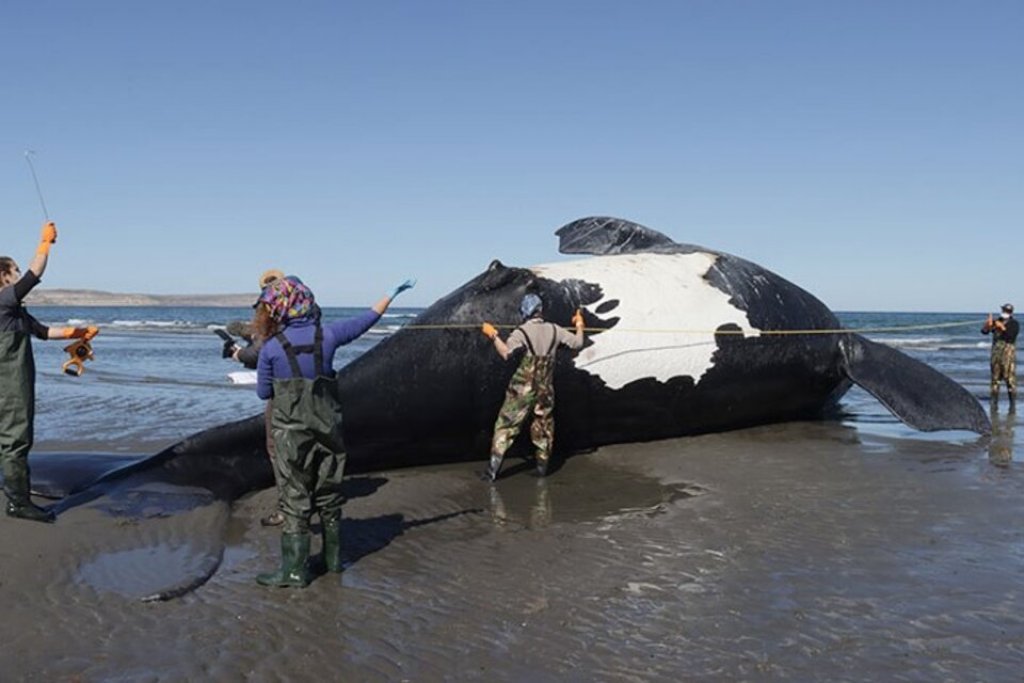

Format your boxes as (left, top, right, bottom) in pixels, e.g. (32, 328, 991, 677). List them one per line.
(256, 532, 311, 588)
(321, 511, 343, 573)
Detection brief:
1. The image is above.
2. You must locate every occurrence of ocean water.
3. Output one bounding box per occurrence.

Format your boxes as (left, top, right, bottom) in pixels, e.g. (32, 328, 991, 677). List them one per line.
(28, 306, 416, 450)
(26, 307, 1011, 454)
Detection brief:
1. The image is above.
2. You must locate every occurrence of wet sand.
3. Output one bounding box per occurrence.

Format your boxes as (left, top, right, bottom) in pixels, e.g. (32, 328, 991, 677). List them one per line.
(2, 419, 1023, 682)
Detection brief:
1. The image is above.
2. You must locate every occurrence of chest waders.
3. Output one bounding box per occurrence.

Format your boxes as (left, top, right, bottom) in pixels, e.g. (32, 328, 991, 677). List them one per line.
(257, 325, 345, 588)
(485, 323, 558, 482)
(989, 339, 1017, 409)
(0, 331, 54, 522)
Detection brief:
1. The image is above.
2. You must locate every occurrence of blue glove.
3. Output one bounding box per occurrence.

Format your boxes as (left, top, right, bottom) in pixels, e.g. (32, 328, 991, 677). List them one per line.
(391, 278, 416, 300)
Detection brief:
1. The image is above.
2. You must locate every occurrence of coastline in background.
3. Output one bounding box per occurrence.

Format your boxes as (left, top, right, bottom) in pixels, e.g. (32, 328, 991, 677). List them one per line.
(26, 289, 255, 307)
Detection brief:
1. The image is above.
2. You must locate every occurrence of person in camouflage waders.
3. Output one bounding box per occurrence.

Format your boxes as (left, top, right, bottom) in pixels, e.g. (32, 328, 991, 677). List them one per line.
(480, 293, 585, 482)
(253, 275, 414, 588)
(1, 222, 99, 523)
(982, 303, 1018, 412)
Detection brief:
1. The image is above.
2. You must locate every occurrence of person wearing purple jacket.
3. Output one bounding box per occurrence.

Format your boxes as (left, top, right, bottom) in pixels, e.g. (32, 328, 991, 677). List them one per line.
(254, 275, 415, 588)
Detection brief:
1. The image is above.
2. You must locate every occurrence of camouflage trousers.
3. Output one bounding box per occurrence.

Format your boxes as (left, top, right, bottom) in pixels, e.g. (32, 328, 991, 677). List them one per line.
(491, 355, 555, 466)
(990, 341, 1016, 395)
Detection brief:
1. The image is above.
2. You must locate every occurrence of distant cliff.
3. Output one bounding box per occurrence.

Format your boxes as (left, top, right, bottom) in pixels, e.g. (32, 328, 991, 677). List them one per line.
(25, 289, 254, 307)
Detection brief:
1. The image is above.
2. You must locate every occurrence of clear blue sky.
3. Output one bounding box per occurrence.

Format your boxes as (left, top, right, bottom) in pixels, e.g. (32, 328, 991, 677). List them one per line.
(1, 1, 1020, 311)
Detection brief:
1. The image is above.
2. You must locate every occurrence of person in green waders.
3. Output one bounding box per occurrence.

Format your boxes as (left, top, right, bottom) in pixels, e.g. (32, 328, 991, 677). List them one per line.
(982, 303, 1018, 411)
(1, 222, 99, 522)
(254, 274, 415, 587)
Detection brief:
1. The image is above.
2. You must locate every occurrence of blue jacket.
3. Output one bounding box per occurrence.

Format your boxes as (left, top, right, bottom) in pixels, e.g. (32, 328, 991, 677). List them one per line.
(256, 309, 380, 399)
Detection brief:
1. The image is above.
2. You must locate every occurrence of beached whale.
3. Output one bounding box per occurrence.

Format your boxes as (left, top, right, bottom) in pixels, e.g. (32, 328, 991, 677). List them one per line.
(40, 214, 991, 501)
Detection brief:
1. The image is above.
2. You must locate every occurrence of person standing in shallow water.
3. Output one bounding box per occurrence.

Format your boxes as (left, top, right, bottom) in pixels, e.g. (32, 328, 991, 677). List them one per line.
(255, 275, 415, 588)
(480, 293, 585, 482)
(982, 303, 1018, 411)
(1, 222, 99, 522)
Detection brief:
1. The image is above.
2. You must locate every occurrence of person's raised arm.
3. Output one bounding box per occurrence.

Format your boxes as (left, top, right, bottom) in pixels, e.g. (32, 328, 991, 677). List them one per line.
(332, 279, 418, 346)
(569, 309, 585, 346)
(28, 222, 56, 279)
(372, 278, 417, 315)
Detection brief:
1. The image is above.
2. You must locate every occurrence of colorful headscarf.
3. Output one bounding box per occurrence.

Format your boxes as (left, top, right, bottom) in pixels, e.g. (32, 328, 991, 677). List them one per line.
(258, 276, 316, 323)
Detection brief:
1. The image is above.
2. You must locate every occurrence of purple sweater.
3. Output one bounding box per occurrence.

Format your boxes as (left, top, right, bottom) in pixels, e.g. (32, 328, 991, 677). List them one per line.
(256, 309, 380, 400)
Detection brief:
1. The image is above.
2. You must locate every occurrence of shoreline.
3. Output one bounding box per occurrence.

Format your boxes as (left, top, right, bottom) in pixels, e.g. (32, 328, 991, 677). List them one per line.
(25, 289, 254, 307)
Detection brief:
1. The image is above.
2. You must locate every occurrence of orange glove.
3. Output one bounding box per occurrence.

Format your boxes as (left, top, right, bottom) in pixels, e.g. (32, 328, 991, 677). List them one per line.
(481, 322, 498, 340)
(572, 309, 584, 328)
(36, 221, 57, 256)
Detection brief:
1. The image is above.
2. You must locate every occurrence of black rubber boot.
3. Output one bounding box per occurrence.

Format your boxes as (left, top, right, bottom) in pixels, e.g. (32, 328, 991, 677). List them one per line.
(1009, 391, 1017, 413)
(321, 511, 343, 573)
(3, 469, 55, 523)
(5, 500, 56, 523)
(480, 454, 503, 482)
(256, 532, 311, 588)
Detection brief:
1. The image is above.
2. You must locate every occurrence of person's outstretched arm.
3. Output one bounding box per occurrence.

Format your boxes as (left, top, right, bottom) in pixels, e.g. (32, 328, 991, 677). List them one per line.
(46, 325, 99, 341)
(332, 279, 417, 345)
(371, 278, 416, 315)
(10, 222, 57, 303)
(27, 222, 57, 280)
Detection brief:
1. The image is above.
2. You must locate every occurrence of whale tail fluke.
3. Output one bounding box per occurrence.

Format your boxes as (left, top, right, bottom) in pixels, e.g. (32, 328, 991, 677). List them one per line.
(839, 333, 990, 434)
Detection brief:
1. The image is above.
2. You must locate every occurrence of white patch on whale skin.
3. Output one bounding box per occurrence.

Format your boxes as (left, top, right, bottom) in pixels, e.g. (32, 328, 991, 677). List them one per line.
(531, 253, 760, 390)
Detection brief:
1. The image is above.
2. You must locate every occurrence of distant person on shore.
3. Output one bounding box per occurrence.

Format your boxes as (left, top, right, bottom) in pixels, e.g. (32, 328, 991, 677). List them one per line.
(254, 275, 415, 588)
(0, 222, 99, 523)
(479, 292, 585, 482)
(982, 303, 1018, 411)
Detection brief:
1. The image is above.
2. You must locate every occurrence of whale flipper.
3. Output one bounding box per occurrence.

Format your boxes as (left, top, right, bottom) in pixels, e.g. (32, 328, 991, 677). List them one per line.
(840, 333, 990, 434)
(556, 216, 698, 255)
(24, 452, 151, 499)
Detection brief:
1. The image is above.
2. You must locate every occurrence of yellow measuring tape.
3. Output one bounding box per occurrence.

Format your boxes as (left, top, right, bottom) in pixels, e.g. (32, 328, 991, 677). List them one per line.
(394, 318, 984, 336)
